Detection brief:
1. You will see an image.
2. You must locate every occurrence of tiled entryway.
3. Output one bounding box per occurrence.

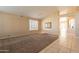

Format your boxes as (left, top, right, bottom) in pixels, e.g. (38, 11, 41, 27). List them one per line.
(40, 29, 79, 53)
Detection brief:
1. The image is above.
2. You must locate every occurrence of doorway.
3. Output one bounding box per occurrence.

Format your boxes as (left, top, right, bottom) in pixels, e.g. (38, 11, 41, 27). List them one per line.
(59, 17, 68, 38)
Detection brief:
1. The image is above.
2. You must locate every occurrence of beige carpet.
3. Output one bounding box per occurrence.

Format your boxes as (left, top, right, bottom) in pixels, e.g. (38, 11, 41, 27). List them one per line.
(0, 33, 58, 53)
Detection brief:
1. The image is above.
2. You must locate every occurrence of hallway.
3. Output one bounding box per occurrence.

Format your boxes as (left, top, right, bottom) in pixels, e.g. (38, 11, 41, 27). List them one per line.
(40, 18, 79, 53)
(40, 29, 79, 53)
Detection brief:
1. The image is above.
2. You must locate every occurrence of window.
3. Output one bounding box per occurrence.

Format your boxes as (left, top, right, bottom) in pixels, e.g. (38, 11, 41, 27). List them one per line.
(45, 22, 52, 29)
(29, 19, 38, 31)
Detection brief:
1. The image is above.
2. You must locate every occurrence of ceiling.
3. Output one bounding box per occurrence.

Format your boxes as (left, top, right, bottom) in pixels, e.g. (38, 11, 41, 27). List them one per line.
(0, 6, 58, 19)
(0, 6, 78, 19)
(59, 6, 79, 15)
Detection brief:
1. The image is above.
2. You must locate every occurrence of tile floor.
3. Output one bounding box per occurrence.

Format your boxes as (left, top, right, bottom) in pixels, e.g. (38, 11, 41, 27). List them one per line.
(40, 29, 79, 53)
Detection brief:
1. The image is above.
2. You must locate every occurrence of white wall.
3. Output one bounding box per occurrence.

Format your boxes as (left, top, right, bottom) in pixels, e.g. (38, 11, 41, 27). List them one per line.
(0, 11, 59, 38)
(0, 12, 41, 39)
(0, 12, 29, 36)
(75, 13, 79, 36)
